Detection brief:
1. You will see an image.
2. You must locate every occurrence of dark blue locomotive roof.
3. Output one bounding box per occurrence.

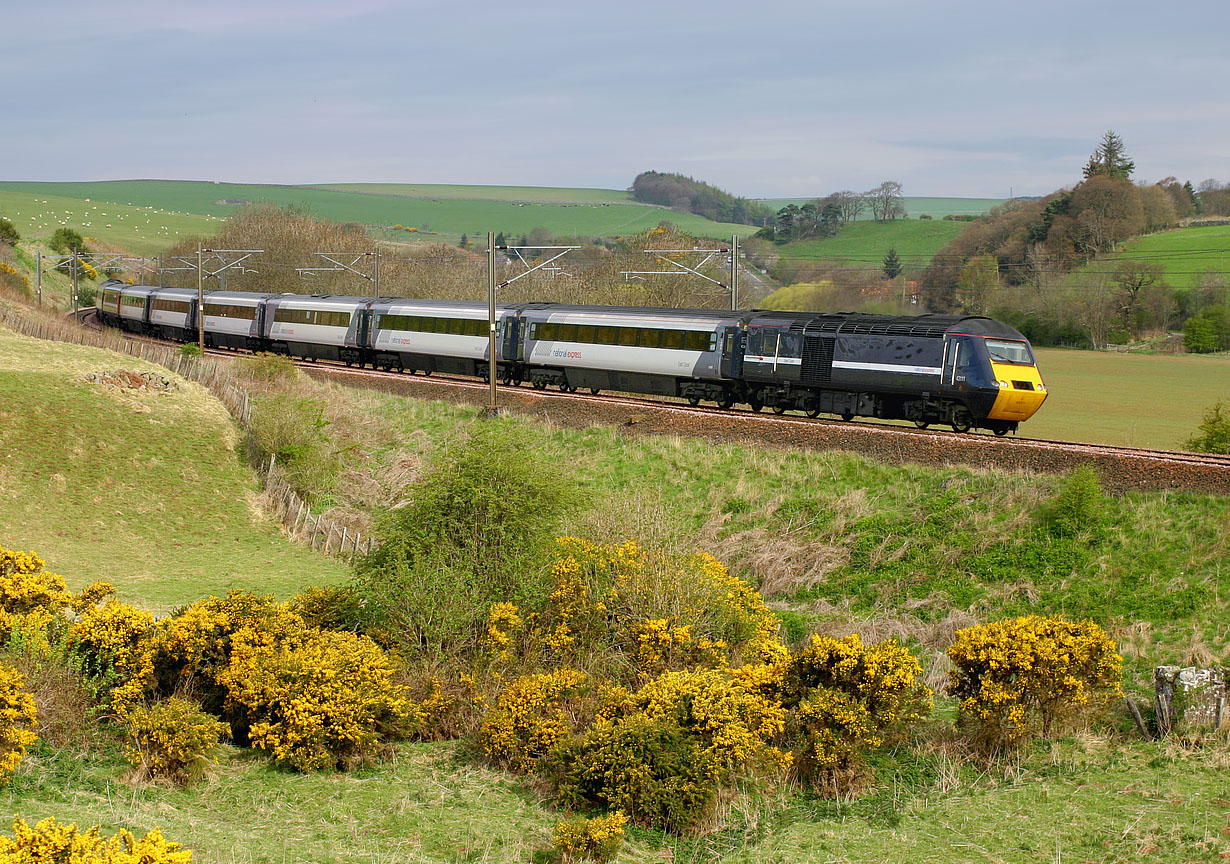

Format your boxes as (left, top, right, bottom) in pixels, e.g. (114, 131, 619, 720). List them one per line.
(746, 311, 1026, 341)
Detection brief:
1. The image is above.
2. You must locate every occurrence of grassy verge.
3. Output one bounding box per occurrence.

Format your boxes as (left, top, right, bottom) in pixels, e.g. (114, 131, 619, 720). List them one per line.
(0, 326, 346, 611)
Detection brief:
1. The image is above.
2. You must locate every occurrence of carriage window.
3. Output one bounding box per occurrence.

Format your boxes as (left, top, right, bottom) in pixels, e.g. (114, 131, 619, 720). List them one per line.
(596, 326, 617, 345)
(637, 329, 661, 348)
(575, 325, 595, 343)
(618, 328, 638, 346)
(659, 330, 683, 349)
(683, 331, 711, 352)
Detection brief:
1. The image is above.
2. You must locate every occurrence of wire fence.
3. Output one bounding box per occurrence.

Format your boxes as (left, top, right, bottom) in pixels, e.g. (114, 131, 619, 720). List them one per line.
(0, 303, 372, 563)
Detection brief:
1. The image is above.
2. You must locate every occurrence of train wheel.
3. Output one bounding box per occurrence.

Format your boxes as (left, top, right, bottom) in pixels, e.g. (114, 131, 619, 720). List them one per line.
(717, 396, 734, 410)
(993, 427, 1009, 436)
(806, 406, 821, 418)
(915, 420, 930, 429)
(590, 388, 601, 395)
(686, 395, 701, 406)
(950, 408, 973, 433)
(533, 379, 547, 390)
(841, 412, 854, 421)
(748, 397, 763, 412)
(772, 405, 786, 414)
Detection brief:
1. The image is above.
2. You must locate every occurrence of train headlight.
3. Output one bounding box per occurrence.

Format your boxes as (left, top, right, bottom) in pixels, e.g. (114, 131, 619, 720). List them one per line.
(998, 380, 1007, 389)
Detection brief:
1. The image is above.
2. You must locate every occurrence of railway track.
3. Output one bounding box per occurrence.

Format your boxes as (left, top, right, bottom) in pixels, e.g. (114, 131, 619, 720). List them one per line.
(81, 313, 1230, 493)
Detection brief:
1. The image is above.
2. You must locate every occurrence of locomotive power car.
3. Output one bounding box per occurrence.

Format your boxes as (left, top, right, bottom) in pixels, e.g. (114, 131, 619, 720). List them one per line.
(96, 280, 1047, 434)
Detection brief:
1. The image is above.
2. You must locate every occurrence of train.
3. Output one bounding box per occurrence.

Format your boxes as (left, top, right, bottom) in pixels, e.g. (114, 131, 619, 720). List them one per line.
(95, 279, 1048, 434)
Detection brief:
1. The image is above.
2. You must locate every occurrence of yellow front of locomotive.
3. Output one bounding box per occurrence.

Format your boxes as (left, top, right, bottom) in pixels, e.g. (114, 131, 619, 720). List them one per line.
(984, 337, 1048, 423)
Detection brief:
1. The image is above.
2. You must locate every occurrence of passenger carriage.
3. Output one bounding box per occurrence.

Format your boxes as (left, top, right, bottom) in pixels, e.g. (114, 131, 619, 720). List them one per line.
(518, 305, 744, 402)
(201, 291, 277, 351)
(261, 294, 369, 363)
(367, 298, 518, 378)
(147, 287, 201, 342)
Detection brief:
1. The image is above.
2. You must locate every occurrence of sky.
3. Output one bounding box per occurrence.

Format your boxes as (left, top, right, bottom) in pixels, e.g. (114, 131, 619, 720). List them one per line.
(4, 0, 1228, 199)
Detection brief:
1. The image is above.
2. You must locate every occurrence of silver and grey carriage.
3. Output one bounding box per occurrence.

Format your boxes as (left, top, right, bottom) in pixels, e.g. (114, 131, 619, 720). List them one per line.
(201, 291, 277, 351)
(95, 279, 127, 327)
(116, 284, 156, 333)
(261, 294, 370, 363)
(516, 305, 743, 402)
(147, 287, 201, 341)
(367, 298, 516, 378)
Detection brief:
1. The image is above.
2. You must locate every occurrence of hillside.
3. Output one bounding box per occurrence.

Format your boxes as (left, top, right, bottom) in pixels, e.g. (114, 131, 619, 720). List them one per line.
(0, 325, 346, 610)
(1110, 223, 1230, 289)
(0, 307, 1227, 862)
(0, 180, 759, 250)
(765, 218, 970, 281)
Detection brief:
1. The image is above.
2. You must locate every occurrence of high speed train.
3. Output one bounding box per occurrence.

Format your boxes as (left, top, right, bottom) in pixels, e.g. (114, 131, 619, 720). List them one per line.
(96, 280, 1047, 434)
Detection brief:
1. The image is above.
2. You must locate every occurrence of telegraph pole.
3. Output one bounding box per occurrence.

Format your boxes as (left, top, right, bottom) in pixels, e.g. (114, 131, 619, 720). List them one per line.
(71, 254, 80, 316)
(730, 235, 740, 310)
(35, 251, 41, 306)
(487, 232, 497, 414)
(197, 247, 205, 353)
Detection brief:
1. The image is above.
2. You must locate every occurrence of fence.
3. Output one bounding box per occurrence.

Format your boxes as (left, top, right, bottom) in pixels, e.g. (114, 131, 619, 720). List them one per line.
(0, 302, 372, 563)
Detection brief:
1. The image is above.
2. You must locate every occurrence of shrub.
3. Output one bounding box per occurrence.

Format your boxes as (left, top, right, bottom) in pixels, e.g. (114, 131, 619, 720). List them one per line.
(236, 352, 298, 385)
(48, 228, 86, 254)
(946, 615, 1122, 748)
(144, 591, 303, 714)
(516, 539, 786, 678)
(479, 669, 589, 773)
(0, 621, 97, 748)
(551, 713, 716, 833)
(0, 664, 37, 784)
(219, 627, 410, 771)
(0, 816, 192, 863)
(0, 218, 19, 246)
(780, 633, 931, 793)
(551, 810, 628, 863)
(353, 422, 575, 653)
(246, 394, 337, 498)
(286, 585, 363, 632)
(69, 601, 155, 684)
(1185, 400, 1230, 454)
(0, 547, 72, 618)
(123, 697, 227, 786)
(1040, 466, 1109, 538)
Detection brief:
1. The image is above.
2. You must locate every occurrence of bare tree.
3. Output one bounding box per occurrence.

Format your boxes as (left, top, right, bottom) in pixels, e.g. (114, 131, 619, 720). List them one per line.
(867, 181, 905, 222)
(834, 190, 866, 224)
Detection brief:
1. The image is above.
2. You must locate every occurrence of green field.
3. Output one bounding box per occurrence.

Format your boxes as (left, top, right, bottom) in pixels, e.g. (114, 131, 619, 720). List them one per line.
(757, 196, 1007, 219)
(1114, 224, 1230, 289)
(770, 219, 970, 270)
(0, 189, 221, 256)
(0, 180, 758, 249)
(1026, 347, 1230, 449)
(0, 327, 346, 610)
(310, 183, 633, 203)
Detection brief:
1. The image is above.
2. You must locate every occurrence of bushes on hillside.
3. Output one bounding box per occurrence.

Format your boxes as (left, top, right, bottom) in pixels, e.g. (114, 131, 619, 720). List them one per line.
(0, 664, 38, 784)
(123, 697, 227, 785)
(1185, 400, 1230, 454)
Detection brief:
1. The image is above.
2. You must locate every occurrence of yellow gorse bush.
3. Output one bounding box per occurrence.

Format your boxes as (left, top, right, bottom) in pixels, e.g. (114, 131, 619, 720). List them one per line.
(629, 669, 790, 776)
(0, 816, 192, 863)
(551, 810, 628, 863)
(220, 626, 411, 771)
(503, 539, 786, 676)
(0, 548, 71, 621)
(946, 615, 1122, 747)
(0, 664, 37, 784)
(123, 697, 227, 786)
(69, 601, 155, 683)
(479, 669, 588, 773)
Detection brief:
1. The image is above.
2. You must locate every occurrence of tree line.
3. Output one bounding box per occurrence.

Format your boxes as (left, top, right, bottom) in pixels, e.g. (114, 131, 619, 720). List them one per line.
(630, 170, 776, 226)
(754, 181, 905, 243)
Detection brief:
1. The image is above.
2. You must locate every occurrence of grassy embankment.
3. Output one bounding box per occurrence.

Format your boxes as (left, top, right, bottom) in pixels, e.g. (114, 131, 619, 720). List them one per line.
(0, 180, 757, 248)
(1, 314, 1228, 862)
(763, 218, 970, 280)
(0, 326, 345, 610)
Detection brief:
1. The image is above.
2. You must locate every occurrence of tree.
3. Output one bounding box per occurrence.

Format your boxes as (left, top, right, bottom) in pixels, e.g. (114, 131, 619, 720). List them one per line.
(459, 233, 468, 249)
(1185, 401, 1230, 454)
(834, 190, 866, 224)
(0, 218, 18, 246)
(956, 255, 998, 314)
(867, 181, 905, 221)
(1110, 261, 1164, 335)
(1063, 175, 1144, 257)
(49, 228, 86, 254)
(1082, 130, 1135, 180)
(882, 248, 903, 280)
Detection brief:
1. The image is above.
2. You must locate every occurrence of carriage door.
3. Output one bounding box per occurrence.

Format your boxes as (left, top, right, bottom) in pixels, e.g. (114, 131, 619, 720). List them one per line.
(941, 336, 971, 391)
(720, 327, 744, 379)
